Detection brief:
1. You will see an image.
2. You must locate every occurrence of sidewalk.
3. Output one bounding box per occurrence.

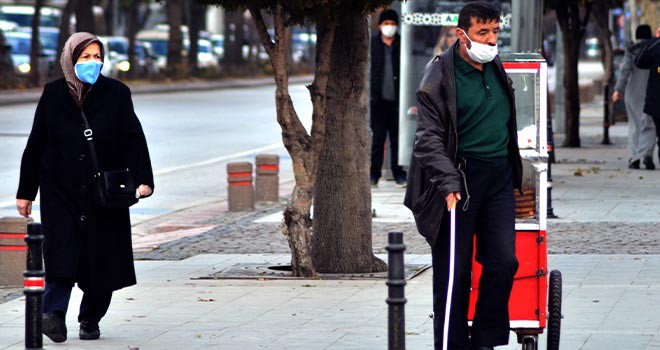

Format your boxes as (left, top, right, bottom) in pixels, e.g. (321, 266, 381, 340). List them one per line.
(2, 92, 660, 349)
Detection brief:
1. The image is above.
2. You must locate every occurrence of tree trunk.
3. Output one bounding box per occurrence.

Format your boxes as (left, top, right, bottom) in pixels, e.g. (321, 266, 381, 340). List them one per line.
(0, 31, 16, 88)
(29, 0, 43, 87)
(223, 10, 246, 66)
(126, 0, 139, 79)
(562, 34, 581, 147)
(592, 4, 615, 89)
(54, 0, 77, 78)
(552, 0, 591, 147)
(312, 13, 386, 273)
(188, 0, 205, 76)
(166, 0, 184, 78)
(75, 0, 96, 33)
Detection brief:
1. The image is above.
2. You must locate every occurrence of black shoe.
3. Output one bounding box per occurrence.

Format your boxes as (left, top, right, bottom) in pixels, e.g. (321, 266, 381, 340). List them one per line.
(395, 177, 407, 188)
(79, 321, 100, 340)
(370, 176, 379, 188)
(42, 312, 67, 343)
(643, 156, 655, 170)
(472, 347, 495, 350)
(629, 159, 640, 169)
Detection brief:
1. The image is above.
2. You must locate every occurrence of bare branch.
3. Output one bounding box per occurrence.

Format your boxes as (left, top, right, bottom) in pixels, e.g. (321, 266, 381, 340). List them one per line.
(248, 6, 275, 58)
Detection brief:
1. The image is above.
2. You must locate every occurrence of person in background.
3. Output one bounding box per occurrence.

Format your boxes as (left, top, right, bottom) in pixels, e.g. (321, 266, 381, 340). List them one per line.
(370, 8, 407, 188)
(434, 25, 458, 56)
(613, 24, 655, 170)
(635, 26, 660, 166)
(16, 32, 154, 343)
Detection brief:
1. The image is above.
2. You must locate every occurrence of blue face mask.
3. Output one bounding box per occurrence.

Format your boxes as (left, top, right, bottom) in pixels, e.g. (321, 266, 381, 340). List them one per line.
(74, 61, 103, 84)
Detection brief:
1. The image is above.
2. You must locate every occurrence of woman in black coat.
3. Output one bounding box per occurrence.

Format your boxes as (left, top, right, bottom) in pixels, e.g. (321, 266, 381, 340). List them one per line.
(16, 32, 154, 343)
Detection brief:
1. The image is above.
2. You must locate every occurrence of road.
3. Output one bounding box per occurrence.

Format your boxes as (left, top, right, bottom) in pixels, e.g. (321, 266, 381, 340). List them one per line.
(0, 83, 313, 224)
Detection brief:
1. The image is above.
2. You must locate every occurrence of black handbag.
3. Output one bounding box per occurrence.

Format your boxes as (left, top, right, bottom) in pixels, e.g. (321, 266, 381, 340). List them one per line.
(80, 110, 139, 208)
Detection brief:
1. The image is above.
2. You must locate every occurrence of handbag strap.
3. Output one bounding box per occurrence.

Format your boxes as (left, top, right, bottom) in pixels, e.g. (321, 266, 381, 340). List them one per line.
(80, 110, 102, 179)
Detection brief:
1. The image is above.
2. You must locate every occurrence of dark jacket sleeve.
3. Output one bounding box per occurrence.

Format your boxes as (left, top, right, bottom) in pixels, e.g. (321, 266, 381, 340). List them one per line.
(119, 85, 154, 196)
(413, 63, 461, 198)
(635, 38, 660, 69)
(16, 86, 49, 200)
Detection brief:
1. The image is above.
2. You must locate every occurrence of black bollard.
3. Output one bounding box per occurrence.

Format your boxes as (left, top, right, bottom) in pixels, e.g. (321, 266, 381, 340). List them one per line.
(546, 99, 558, 219)
(602, 85, 611, 145)
(386, 232, 406, 350)
(24, 223, 45, 350)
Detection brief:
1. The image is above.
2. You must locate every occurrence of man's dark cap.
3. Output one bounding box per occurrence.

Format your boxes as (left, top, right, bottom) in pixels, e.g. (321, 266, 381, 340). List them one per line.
(379, 9, 399, 25)
(636, 24, 652, 40)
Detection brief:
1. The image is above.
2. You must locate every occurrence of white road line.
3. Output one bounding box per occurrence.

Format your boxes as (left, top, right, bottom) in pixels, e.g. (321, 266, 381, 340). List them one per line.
(154, 143, 285, 176)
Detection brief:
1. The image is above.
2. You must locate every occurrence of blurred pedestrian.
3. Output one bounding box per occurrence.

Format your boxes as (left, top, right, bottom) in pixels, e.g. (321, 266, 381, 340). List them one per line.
(370, 8, 407, 187)
(434, 26, 458, 56)
(16, 32, 154, 343)
(635, 26, 660, 165)
(404, 2, 521, 349)
(613, 24, 656, 170)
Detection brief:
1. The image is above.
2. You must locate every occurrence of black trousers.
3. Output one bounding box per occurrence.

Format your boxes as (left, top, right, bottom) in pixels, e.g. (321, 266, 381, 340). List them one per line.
(431, 157, 518, 349)
(653, 115, 660, 160)
(44, 278, 113, 323)
(370, 99, 406, 180)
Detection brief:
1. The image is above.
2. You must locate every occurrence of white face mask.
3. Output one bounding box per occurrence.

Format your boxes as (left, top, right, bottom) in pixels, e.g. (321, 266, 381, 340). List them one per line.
(381, 25, 397, 38)
(460, 29, 498, 63)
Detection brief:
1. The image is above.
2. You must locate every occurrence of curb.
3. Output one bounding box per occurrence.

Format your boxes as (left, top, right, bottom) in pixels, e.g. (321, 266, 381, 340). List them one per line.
(0, 75, 314, 107)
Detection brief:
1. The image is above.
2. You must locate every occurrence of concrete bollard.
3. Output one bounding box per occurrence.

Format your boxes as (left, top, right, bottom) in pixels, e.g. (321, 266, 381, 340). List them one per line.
(0, 217, 32, 286)
(24, 222, 45, 350)
(227, 162, 255, 211)
(386, 232, 407, 350)
(255, 154, 280, 202)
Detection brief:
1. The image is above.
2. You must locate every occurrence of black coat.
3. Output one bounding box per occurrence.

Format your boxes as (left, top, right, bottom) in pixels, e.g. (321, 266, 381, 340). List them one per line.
(635, 37, 660, 118)
(370, 31, 400, 105)
(17, 75, 154, 293)
(404, 44, 522, 247)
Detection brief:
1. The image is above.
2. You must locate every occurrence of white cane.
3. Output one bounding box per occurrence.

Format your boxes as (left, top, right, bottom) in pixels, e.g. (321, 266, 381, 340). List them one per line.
(442, 203, 457, 350)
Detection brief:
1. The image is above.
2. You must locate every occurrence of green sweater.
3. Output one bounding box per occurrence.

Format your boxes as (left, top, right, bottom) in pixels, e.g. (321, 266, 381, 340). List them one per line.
(454, 45, 510, 160)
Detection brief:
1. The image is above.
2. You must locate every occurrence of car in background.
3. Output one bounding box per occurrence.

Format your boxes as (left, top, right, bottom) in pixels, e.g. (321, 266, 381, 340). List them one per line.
(585, 37, 600, 59)
(0, 5, 60, 28)
(17, 26, 58, 60)
(0, 19, 18, 32)
(136, 30, 169, 70)
(97, 36, 118, 78)
(4, 31, 52, 77)
(210, 34, 224, 59)
(185, 38, 219, 69)
(100, 36, 160, 78)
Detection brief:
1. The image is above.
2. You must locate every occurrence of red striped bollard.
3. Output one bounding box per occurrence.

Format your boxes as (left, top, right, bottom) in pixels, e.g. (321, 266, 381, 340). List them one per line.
(0, 217, 31, 285)
(255, 154, 279, 203)
(227, 162, 255, 211)
(25, 222, 45, 350)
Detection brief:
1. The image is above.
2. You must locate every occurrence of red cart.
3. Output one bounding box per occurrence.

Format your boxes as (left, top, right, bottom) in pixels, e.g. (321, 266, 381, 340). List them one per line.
(468, 55, 562, 350)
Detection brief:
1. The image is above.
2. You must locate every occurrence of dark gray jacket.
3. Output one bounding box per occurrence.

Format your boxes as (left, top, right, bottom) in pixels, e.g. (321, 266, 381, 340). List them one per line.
(404, 44, 523, 247)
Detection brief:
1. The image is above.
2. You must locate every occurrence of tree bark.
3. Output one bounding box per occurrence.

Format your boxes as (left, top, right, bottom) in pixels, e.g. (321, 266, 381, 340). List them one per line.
(166, 0, 184, 78)
(75, 0, 96, 33)
(54, 0, 77, 78)
(29, 0, 43, 87)
(312, 13, 386, 273)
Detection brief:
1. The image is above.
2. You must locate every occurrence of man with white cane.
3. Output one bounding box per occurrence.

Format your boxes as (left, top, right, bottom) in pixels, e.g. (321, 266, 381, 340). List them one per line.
(404, 2, 522, 349)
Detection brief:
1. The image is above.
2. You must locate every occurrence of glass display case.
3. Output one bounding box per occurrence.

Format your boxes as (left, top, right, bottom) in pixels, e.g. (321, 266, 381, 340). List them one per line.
(500, 53, 548, 230)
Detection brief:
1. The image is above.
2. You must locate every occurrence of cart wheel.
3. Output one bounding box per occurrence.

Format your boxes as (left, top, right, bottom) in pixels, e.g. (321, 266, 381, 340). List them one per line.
(522, 335, 538, 350)
(547, 269, 562, 350)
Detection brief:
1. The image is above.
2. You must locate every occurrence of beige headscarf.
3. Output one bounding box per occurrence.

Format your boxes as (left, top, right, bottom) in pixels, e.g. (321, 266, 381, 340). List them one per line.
(60, 32, 104, 107)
